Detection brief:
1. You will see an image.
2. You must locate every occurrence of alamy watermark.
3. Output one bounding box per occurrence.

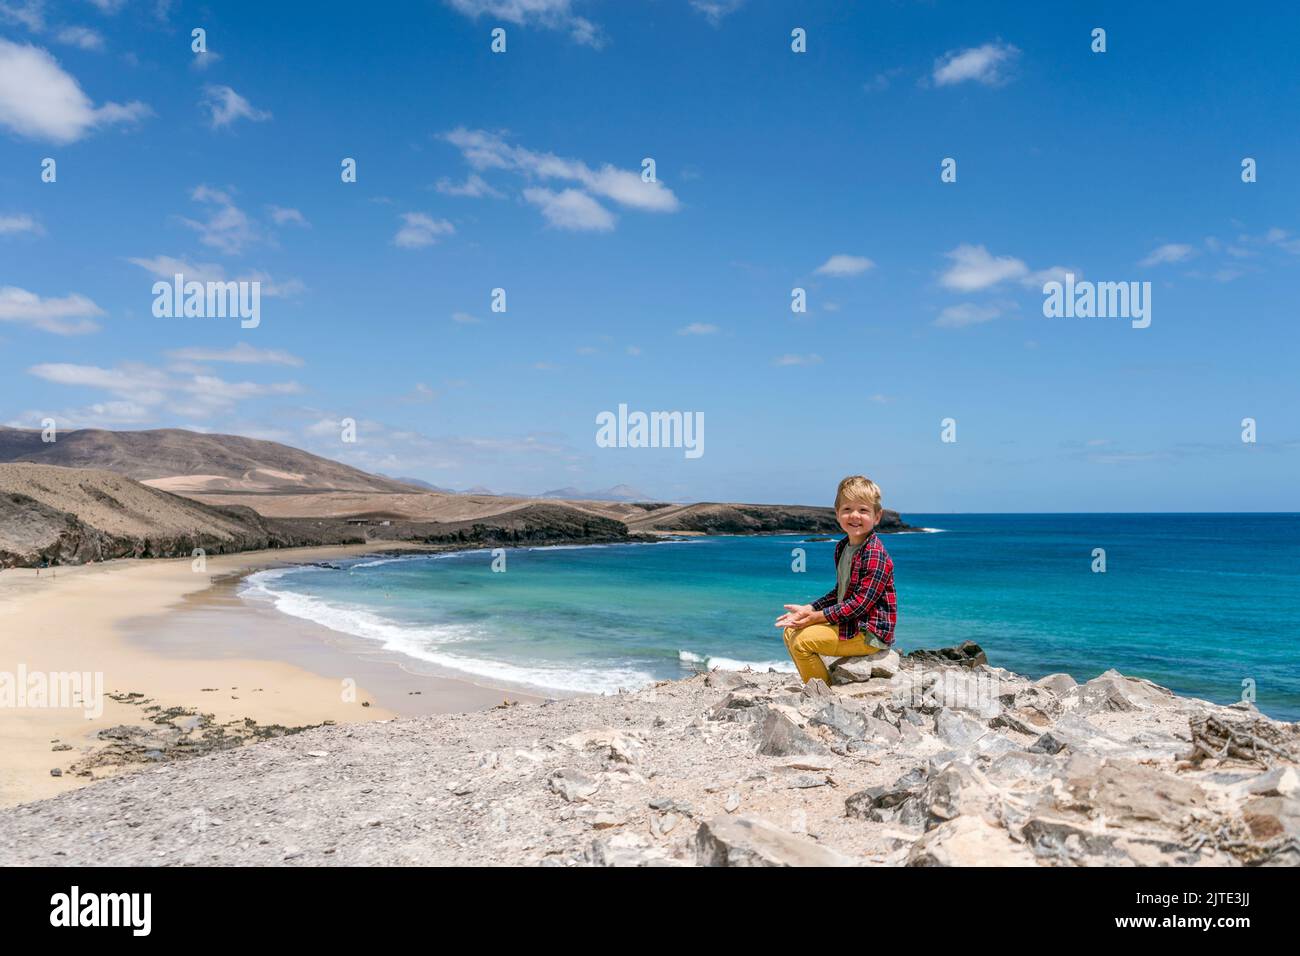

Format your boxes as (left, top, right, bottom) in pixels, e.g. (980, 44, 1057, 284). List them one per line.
(0, 664, 104, 719)
(152, 272, 261, 328)
(1042, 272, 1150, 329)
(595, 403, 704, 459)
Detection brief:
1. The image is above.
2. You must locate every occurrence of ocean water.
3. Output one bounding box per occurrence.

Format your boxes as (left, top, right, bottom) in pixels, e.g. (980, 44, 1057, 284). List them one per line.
(240, 514, 1300, 720)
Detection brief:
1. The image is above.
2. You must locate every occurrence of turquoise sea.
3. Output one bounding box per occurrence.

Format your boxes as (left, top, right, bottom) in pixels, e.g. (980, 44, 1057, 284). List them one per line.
(241, 514, 1300, 720)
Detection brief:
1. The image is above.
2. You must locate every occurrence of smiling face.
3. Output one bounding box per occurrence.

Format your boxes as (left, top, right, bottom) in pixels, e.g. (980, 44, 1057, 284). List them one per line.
(836, 498, 879, 541)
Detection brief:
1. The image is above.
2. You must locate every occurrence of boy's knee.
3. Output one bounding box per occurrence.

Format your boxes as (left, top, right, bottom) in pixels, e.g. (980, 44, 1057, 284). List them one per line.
(790, 634, 819, 656)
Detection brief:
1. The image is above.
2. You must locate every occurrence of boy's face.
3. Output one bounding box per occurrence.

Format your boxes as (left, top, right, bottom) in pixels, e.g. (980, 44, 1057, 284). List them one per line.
(837, 499, 879, 538)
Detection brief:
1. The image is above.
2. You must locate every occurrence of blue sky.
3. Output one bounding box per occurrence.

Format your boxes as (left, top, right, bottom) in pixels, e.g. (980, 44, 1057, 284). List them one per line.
(1, 0, 1298, 511)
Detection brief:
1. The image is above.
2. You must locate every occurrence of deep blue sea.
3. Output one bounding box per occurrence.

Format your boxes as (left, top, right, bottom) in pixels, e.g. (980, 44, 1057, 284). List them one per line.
(241, 514, 1300, 720)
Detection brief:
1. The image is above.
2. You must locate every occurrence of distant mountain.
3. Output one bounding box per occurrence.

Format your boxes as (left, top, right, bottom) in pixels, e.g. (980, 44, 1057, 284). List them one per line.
(382, 475, 455, 493)
(377, 479, 653, 501)
(0, 427, 420, 495)
(537, 484, 652, 502)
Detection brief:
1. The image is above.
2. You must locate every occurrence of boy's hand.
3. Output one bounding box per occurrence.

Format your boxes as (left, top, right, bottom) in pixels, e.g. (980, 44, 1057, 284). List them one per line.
(775, 604, 824, 628)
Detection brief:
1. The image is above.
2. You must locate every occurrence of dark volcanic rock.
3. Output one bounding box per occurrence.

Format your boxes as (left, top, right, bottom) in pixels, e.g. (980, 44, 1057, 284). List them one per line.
(906, 641, 988, 669)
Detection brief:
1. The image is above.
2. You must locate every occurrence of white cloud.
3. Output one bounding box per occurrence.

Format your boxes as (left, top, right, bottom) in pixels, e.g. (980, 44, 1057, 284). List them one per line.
(932, 41, 1020, 88)
(86, 0, 127, 12)
(444, 0, 605, 47)
(436, 173, 504, 198)
(451, 311, 480, 324)
(935, 302, 1002, 328)
(127, 254, 225, 283)
(1139, 243, 1195, 267)
(1023, 264, 1080, 288)
(523, 187, 615, 231)
(0, 37, 149, 143)
(55, 26, 104, 50)
(178, 186, 259, 255)
(773, 354, 822, 366)
(677, 323, 718, 335)
(394, 212, 455, 248)
(191, 50, 221, 71)
(442, 128, 680, 229)
(814, 254, 875, 277)
(200, 84, 271, 128)
(127, 254, 304, 298)
(690, 0, 745, 26)
(165, 343, 305, 367)
(0, 213, 41, 236)
(28, 360, 302, 418)
(940, 244, 1028, 291)
(267, 205, 309, 226)
(0, 1, 44, 31)
(0, 285, 103, 334)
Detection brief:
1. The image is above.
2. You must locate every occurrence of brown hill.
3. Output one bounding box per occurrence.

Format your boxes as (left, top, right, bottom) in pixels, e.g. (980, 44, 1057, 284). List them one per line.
(0, 465, 634, 567)
(0, 463, 365, 567)
(0, 428, 917, 565)
(0, 426, 418, 494)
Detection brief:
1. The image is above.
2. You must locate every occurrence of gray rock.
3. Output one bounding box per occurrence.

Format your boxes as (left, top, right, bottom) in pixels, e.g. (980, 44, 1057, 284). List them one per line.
(905, 641, 987, 669)
(754, 708, 829, 757)
(547, 768, 601, 803)
(863, 715, 902, 746)
(920, 762, 996, 828)
(705, 670, 753, 690)
(984, 750, 1062, 787)
(1053, 755, 1207, 826)
(844, 767, 927, 822)
(695, 814, 855, 867)
(1029, 732, 1066, 755)
(1034, 673, 1078, 697)
(1067, 670, 1175, 716)
(1240, 766, 1300, 799)
(935, 708, 987, 749)
(907, 815, 1036, 866)
(809, 700, 868, 740)
(801, 678, 834, 702)
(829, 649, 900, 684)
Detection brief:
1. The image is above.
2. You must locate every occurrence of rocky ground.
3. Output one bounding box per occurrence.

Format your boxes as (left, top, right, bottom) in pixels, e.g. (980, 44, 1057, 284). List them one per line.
(1, 644, 1295, 866)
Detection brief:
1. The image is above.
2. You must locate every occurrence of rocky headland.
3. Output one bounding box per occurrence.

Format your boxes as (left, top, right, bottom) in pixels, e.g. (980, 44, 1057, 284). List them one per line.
(0, 461, 914, 568)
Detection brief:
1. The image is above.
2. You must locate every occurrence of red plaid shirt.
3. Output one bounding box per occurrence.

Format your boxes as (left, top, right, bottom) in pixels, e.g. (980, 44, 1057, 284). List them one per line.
(810, 532, 897, 645)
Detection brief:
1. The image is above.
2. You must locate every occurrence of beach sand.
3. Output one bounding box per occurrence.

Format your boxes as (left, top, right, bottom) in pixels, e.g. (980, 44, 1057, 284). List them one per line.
(0, 544, 547, 808)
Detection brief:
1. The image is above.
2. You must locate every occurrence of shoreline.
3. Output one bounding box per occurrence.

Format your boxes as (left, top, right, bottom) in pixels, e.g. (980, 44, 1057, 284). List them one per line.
(0, 542, 551, 808)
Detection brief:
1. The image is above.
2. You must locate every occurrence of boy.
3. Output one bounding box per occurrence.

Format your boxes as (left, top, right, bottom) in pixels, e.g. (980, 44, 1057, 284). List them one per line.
(777, 475, 897, 685)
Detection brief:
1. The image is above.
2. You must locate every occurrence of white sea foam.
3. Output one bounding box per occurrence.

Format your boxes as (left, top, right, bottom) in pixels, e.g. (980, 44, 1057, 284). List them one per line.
(677, 650, 796, 674)
(241, 572, 655, 695)
(350, 554, 430, 569)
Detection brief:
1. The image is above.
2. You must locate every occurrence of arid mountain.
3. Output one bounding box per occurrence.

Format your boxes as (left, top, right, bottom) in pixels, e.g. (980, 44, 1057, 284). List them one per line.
(0, 428, 916, 565)
(0, 426, 418, 494)
(0, 463, 364, 567)
(0, 465, 634, 567)
(536, 484, 652, 502)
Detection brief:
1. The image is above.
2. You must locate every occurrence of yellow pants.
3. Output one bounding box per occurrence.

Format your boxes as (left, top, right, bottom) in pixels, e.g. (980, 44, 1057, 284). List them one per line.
(782, 624, 882, 685)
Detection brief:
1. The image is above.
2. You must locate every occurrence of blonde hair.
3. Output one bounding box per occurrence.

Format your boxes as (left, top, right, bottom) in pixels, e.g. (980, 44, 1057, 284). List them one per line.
(834, 475, 882, 514)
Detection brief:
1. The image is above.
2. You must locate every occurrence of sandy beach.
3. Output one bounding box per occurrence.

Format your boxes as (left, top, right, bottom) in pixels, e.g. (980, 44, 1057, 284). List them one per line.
(0, 544, 547, 808)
